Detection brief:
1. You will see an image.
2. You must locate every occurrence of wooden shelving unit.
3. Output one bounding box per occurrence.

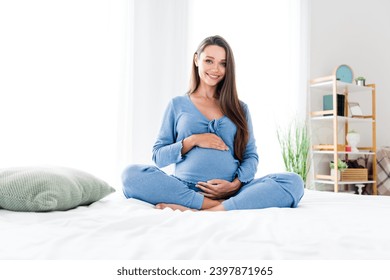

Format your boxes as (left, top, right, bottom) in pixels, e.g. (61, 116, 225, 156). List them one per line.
(309, 75, 377, 194)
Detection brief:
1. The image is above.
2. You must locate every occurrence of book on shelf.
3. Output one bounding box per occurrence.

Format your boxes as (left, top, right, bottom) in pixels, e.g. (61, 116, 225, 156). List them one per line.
(323, 94, 345, 116)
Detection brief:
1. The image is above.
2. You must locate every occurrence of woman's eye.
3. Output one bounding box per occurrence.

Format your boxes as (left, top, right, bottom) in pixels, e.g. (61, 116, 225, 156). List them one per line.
(220, 62, 226, 67)
(205, 59, 213, 64)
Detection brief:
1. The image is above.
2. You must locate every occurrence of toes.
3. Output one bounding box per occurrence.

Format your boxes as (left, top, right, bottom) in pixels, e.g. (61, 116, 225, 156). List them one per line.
(155, 203, 165, 209)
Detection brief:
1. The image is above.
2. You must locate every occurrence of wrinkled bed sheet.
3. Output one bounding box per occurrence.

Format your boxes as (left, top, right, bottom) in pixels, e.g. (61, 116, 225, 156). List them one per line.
(1, 190, 390, 260)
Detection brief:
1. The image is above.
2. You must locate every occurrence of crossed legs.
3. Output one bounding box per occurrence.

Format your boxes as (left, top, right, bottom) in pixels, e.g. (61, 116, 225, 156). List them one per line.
(122, 164, 304, 211)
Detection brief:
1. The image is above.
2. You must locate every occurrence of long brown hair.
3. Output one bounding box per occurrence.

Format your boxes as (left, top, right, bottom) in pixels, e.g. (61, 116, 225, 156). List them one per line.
(188, 35, 248, 161)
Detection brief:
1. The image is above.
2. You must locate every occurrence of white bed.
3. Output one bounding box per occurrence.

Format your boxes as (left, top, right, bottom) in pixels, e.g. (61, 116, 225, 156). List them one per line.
(1, 189, 390, 260)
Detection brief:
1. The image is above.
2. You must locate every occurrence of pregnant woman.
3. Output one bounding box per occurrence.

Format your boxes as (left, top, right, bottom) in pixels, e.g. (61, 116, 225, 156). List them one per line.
(122, 35, 304, 211)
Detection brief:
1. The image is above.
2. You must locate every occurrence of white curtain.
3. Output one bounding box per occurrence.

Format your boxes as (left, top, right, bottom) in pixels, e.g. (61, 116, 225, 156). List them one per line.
(0, 0, 128, 187)
(0, 0, 308, 188)
(119, 0, 190, 175)
(125, 0, 310, 177)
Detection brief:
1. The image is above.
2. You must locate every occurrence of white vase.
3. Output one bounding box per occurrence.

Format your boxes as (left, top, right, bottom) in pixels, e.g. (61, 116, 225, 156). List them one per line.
(331, 169, 341, 181)
(346, 132, 360, 153)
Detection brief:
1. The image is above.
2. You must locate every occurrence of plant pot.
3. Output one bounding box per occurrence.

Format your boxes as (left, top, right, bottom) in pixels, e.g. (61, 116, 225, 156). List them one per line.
(331, 169, 341, 181)
(356, 80, 365, 86)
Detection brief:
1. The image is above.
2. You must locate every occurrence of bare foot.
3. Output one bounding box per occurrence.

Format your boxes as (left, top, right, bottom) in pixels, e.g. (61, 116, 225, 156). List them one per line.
(155, 203, 198, 212)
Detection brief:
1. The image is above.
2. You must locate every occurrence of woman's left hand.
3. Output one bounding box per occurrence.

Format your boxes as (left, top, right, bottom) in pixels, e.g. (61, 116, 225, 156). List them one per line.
(196, 179, 241, 199)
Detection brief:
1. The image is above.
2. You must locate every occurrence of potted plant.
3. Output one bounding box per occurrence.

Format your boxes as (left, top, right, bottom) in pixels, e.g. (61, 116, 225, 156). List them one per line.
(329, 158, 348, 181)
(277, 119, 310, 185)
(355, 76, 366, 86)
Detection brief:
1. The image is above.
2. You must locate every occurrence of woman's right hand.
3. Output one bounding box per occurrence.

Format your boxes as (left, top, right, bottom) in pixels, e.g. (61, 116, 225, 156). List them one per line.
(182, 133, 228, 155)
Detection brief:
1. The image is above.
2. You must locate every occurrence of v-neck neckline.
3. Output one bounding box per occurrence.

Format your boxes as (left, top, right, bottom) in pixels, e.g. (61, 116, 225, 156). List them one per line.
(186, 94, 225, 122)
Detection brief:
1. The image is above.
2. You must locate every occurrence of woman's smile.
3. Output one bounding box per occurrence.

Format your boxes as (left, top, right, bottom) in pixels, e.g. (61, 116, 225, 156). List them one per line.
(206, 73, 221, 80)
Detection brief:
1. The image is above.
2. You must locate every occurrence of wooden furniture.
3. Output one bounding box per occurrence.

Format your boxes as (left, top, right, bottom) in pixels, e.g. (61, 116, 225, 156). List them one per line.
(309, 75, 377, 194)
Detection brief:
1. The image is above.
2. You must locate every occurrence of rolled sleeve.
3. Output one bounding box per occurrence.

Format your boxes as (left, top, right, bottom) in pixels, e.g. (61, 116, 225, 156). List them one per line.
(153, 140, 183, 168)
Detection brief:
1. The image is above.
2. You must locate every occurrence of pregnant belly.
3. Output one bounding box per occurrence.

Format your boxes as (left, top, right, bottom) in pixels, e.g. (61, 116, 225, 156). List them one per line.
(175, 147, 239, 183)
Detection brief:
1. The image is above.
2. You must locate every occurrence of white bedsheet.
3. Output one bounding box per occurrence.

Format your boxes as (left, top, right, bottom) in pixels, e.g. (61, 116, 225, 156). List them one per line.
(1, 189, 390, 260)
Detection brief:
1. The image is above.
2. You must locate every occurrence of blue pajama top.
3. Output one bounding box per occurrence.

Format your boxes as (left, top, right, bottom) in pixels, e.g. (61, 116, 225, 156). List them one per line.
(152, 94, 258, 184)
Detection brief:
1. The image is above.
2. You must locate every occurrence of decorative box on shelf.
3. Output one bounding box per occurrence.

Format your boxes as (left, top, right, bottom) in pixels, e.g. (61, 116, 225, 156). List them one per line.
(313, 144, 346, 151)
(341, 168, 368, 181)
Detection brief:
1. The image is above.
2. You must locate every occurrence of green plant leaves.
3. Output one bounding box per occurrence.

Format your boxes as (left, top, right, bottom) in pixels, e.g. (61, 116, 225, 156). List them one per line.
(277, 119, 310, 184)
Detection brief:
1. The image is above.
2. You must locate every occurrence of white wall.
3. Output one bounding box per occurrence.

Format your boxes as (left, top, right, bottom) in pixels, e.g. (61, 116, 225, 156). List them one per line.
(310, 0, 390, 147)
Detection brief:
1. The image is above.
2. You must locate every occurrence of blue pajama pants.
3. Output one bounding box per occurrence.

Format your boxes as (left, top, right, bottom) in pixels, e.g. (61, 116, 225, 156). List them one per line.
(121, 164, 304, 210)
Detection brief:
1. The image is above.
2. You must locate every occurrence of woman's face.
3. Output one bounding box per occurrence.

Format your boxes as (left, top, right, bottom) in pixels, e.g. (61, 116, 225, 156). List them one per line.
(195, 45, 226, 88)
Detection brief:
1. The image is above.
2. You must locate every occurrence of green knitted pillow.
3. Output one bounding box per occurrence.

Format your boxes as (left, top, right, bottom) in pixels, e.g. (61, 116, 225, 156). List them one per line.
(0, 166, 115, 212)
